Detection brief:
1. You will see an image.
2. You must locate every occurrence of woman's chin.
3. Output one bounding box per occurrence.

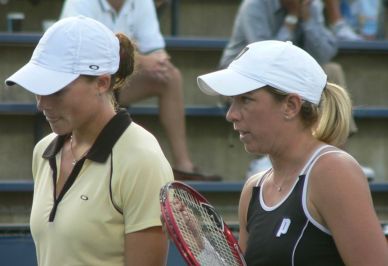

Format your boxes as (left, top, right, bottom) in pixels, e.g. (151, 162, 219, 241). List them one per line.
(244, 145, 257, 154)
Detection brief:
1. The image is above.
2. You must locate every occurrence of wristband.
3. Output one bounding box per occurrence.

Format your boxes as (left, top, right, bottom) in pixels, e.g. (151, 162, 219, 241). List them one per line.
(285, 14, 298, 25)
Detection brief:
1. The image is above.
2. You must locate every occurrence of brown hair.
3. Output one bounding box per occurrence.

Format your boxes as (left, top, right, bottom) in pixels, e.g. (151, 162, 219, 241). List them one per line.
(111, 32, 135, 109)
(83, 33, 135, 110)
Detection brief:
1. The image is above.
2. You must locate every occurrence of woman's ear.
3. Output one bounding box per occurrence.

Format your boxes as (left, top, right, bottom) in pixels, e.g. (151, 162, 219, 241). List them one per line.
(282, 93, 303, 119)
(96, 74, 111, 94)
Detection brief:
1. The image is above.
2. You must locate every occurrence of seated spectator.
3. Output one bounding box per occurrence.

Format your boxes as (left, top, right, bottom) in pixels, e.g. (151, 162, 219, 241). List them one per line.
(219, 0, 338, 69)
(60, 0, 221, 181)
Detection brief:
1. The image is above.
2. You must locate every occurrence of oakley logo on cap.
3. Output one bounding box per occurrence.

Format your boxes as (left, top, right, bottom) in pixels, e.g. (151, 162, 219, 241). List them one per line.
(89, 65, 100, 70)
(80, 195, 89, 200)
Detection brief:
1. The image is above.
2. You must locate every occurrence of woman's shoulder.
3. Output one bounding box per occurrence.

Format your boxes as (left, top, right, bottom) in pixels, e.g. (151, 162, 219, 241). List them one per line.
(114, 122, 169, 164)
(243, 170, 269, 194)
(311, 147, 360, 174)
(34, 133, 57, 154)
(307, 146, 366, 194)
(118, 122, 160, 150)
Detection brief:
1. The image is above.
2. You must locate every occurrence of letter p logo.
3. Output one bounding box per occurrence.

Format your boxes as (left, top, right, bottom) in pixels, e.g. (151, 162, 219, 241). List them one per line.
(276, 218, 291, 237)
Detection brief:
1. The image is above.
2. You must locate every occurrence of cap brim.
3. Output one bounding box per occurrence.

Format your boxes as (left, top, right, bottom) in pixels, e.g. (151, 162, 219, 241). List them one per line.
(5, 62, 79, 95)
(197, 68, 266, 96)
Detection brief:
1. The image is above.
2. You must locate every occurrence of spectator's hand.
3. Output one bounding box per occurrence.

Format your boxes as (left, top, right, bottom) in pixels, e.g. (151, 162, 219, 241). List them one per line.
(136, 50, 172, 82)
(282, 0, 301, 16)
(282, 0, 311, 20)
(299, 0, 312, 22)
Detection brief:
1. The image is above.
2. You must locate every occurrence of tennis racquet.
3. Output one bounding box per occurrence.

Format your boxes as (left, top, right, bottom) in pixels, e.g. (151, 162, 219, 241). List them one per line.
(160, 181, 246, 266)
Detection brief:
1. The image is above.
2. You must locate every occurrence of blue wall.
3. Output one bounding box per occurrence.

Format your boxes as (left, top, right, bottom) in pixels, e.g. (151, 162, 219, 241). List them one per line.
(0, 235, 186, 266)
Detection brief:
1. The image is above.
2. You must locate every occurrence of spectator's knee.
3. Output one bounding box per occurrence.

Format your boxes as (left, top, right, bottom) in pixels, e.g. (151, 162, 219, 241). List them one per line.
(151, 62, 182, 91)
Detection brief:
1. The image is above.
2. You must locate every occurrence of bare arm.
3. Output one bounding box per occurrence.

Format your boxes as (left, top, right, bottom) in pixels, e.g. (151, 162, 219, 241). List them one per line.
(125, 226, 169, 266)
(309, 153, 388, 266)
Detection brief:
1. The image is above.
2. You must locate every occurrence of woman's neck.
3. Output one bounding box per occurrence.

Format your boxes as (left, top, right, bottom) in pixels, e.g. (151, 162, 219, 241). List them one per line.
(270, 137, 321, 179)
(72, 105, 116, 147)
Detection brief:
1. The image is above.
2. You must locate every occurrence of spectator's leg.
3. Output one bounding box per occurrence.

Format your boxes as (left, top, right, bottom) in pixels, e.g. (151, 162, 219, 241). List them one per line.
(324, 0, 343, 26)
(119, 60, 195, 173)
(324, 0, 362, 40)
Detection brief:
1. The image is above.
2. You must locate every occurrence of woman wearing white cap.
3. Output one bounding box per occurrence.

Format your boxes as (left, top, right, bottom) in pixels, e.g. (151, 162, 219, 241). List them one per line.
(5, 16, 173, 266)
(198, 40, 388, 265)
(58, 0, 224, 182)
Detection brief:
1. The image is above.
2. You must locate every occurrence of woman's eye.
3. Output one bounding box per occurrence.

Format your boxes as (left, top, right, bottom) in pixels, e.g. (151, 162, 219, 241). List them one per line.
(241, 96, 252, 103)
(51, 90, 63, 97)
(51, 86, 70, 97)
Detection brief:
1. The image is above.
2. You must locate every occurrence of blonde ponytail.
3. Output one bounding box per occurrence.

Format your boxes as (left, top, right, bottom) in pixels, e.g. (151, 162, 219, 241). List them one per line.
(313, 82, 352, 147)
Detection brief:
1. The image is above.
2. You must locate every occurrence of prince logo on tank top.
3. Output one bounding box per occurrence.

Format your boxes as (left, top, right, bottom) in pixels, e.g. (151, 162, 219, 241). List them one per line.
(276, 218, 291, 237)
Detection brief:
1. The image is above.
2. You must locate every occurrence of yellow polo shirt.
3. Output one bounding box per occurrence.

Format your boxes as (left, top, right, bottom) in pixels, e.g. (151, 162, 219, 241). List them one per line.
(30, 111, 173, 266)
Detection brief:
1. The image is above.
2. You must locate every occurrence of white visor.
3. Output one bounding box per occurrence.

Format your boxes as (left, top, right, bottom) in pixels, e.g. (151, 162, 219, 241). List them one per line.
(198, 68, 266, 96)
(6, 62, 79, 95)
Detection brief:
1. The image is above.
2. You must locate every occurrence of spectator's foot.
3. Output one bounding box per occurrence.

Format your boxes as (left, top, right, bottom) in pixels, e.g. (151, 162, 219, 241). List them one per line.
(331, 20, 363, 41)
(173, 168, 222, 182)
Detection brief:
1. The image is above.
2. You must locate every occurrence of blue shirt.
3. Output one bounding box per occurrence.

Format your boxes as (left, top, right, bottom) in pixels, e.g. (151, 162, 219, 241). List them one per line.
(219, 0, 338, 68)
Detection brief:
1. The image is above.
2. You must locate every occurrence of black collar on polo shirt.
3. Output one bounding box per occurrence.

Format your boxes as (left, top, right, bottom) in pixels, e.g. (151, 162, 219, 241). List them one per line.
(41, 109, 132, 222)
(42, 109, 132, 162)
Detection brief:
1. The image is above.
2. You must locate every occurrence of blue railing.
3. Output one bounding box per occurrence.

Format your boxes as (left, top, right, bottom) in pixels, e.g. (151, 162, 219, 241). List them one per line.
(2, 32, 388, 52)
(0, 179, 387, 193)
(1, 103, 388, 118)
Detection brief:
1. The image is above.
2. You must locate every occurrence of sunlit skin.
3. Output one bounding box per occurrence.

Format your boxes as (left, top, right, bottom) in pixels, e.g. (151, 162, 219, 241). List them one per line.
(36, 75, 115, 138)
(226, 89, 287, 155)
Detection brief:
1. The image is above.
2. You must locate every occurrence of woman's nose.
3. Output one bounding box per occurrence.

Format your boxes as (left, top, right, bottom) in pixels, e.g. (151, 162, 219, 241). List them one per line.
(36, 95, 49, 111)
(226, 102, 240, 122)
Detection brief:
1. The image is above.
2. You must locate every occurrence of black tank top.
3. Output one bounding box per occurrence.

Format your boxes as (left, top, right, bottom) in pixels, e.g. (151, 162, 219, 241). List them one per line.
(244, 147, 345, 266)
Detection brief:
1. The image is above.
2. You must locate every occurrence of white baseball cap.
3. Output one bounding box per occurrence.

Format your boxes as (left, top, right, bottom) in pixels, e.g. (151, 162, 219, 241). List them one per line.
(197, 40, 327, 105)
(5, 16, 120, 95)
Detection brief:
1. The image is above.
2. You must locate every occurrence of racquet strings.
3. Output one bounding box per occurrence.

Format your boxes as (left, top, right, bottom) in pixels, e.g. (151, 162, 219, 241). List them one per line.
(169, 187, 242, 265)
